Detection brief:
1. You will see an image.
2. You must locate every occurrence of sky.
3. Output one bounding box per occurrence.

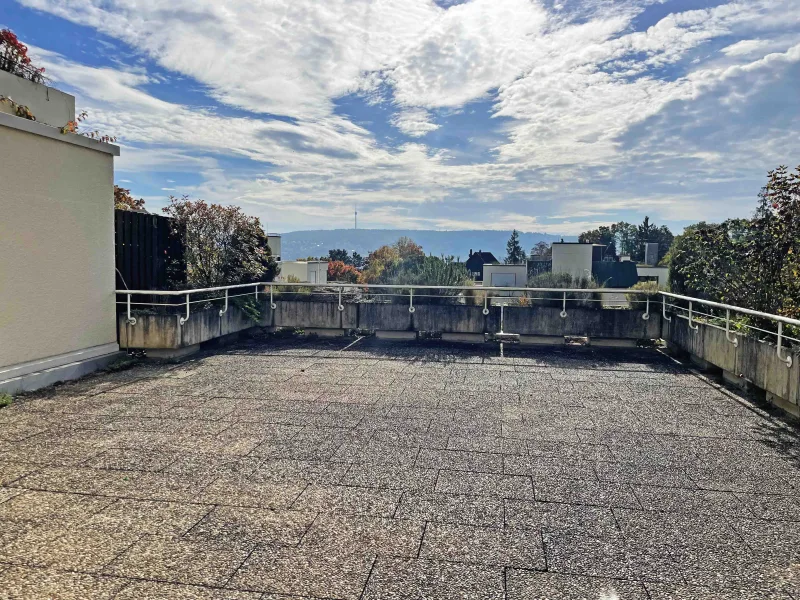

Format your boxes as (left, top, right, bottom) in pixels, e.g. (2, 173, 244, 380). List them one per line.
(3, 0, 799, 235)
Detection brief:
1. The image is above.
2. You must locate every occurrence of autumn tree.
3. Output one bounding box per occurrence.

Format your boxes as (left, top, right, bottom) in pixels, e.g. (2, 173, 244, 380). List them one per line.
(114, 185, 145, 211)
(327, 260, 360, 283)
(162, 196, 277, 288)
(669, 165, 800, 323)
(529, 241, 552, 260)
(505, 230, 526, 264)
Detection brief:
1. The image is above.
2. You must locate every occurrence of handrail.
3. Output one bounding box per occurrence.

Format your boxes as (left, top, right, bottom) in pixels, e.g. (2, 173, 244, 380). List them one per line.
(660, 291, 800, 327)
(116, 283, 649, 296)
(660, 291, 797, 368)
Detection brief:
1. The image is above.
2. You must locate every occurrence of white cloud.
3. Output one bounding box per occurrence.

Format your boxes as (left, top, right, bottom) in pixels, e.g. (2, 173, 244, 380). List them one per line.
(15, 0, 800, 232)
(722, 39, 770, 57)
(390, 108, 440, 137)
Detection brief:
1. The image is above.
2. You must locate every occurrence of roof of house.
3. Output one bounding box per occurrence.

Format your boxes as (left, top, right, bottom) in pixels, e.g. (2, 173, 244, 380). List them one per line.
(466, 251, 499, 264)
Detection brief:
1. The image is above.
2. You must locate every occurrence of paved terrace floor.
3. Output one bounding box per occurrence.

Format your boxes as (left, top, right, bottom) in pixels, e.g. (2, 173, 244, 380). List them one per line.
(1, 337, 800, 599)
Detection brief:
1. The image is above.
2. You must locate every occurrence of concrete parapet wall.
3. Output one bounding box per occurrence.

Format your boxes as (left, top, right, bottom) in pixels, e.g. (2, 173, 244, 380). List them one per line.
(503, 306, 659, 339)
(121, 300, 661, 351)
(664, 317, 800, 412)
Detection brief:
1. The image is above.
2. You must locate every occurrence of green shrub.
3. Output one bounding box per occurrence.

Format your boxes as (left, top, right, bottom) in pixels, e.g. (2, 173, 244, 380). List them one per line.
(627, 280, 661, 310)
(526, 272, 602, 309)
(0, 394, 12, 409)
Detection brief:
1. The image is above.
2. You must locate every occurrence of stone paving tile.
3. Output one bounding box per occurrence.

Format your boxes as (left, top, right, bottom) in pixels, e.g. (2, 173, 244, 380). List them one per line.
(395, 490, 504, 527)
(361, 557, 505, 599)
(301, 513, 424, 558)
(340, 463, 437, 491)
(291, 483, 401, 517)
(506, 569, 649, 599)
(229, 544, 374, 598)
(2, 523, 141, 571)
(536, 477, 641, 509)
(114, 580, 266, 600)
(435, 469, 535, 499)
(4, 340, 800, 596)
(645, 582, 794, 599)
(107, 534, 252, 587)
(186, 505, 314, 547)
(200, 475, 306, 509)
(0, 566, 129, 600)
(420, 522, 545, 569)
(505, 499, 619, 536)
(631, 484, 750, 516)
(86, 498, 213, 536)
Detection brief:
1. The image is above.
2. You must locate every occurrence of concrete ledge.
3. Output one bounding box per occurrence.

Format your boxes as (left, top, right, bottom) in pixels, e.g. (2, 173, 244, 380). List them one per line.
(375, 330, 417, 341)
(0, 350, 121, 394)
(591, 338, 638, 348)
(441, 333, 485, 344)
(146, 345, 200, 360)
(303, 328, 346, 337)
(0, 342, 121, 381)
(767, 392, 800, 419)
(519, 335, 564, 346)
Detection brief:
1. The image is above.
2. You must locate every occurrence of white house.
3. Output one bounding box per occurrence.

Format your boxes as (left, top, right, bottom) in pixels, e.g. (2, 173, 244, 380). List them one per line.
(276, 260, 328, 284)
(1, 76, 121, 393)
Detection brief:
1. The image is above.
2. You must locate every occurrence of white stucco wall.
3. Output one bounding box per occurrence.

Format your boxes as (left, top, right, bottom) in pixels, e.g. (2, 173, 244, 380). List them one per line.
(276, 261, 328, 283)
(637, 266, 669, 288)
(267, 235, 281, 261)
(551, 243, 593, 279)
(0, 114, 119, 372)
(0, 71, 76, 128)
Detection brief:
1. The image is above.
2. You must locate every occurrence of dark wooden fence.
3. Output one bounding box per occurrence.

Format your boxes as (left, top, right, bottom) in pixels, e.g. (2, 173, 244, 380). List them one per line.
(114, 210, 185, 291)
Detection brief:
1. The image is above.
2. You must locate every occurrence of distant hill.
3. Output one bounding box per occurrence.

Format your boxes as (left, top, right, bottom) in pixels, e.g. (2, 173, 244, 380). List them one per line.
(279, 229, 573, 261)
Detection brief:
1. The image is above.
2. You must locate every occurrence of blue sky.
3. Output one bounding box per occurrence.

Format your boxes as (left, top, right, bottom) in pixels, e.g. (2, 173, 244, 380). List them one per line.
(3, 0, 799, 234)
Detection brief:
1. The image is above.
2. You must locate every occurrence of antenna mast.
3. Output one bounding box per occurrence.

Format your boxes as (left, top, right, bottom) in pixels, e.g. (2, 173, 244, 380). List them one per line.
(354, 204, 358, 230)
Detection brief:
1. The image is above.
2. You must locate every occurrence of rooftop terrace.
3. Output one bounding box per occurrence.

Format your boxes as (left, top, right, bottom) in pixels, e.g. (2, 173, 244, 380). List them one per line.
(1, 337, 799, 598)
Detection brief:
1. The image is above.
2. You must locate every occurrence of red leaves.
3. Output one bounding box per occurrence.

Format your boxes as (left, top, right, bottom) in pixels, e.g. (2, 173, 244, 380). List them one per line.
(0, 28, 47, 83)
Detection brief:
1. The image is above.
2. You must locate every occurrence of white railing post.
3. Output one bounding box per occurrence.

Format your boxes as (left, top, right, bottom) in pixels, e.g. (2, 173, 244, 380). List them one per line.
(688, 301, 699, 330)
(338, 287, 344, 312)
(125, 293, 136, 325)
(219, 289, 228, 317)
(777, 322, 793, 368)
(270, 284, 276, 310)
(179, 293, 190, 325)
(662, 297, 672, 322)
(408, 287, 415, 313)
(255, 284, 259, 300)
(725, 309, 739, 347)
(642, 296, 650, 320)
(482, 293, 489, 316)
(560, 292, 567, 318)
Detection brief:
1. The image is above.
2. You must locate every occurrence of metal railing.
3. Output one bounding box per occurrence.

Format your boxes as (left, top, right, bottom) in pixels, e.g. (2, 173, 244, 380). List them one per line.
(116, 282, 650, 324)
(115, 282, 799, 366)
(660, 291, 800, 368)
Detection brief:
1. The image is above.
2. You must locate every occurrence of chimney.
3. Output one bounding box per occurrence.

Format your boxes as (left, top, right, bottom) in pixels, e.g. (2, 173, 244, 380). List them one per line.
(469, 249, 473, 257)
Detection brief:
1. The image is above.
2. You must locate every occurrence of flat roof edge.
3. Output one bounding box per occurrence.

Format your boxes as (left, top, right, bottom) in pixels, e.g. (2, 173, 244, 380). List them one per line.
(0, 112, 121, 156)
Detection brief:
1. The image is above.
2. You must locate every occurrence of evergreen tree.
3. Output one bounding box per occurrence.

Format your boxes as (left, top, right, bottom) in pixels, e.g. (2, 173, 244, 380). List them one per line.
(505, 229, 526, 264)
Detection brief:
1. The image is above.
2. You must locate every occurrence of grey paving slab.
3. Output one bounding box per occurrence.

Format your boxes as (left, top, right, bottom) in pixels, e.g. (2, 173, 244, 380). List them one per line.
(361, 557, 505, 599)
(506, 569, 648, 599)
(420, 522, 545, 569)
(229, 544, 374, 598)
(2, 339, 800, 596)
(106, 534, 252, 587)
(0, 566, 129, 600)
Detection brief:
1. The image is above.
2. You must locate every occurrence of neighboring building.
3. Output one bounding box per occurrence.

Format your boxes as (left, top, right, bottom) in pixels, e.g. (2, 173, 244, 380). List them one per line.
(276, 261, 328, 284)
(267, 234, 281, 261)
(1, 79, 121, 393)
(551, 242, 606, 279)
(637, 266, 669, 288)
(465, 249, 499, 281)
